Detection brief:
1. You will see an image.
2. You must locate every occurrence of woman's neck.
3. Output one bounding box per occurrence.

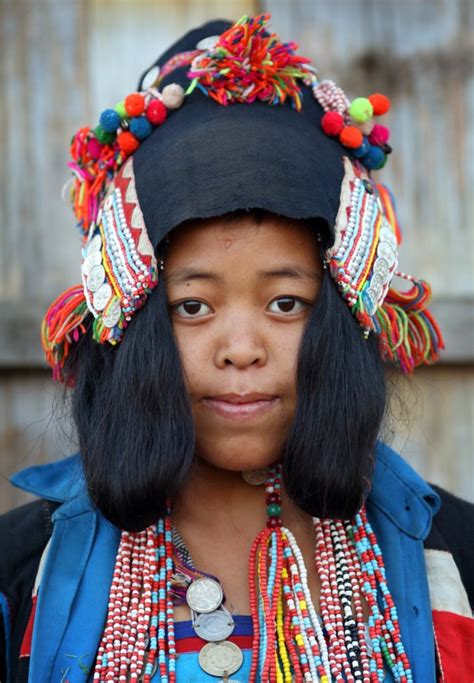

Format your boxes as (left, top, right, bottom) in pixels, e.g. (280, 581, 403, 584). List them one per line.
(172, 458, 310, 536)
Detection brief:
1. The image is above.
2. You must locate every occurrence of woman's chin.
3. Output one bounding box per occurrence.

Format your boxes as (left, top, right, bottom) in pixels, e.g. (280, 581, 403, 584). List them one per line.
(195, 438, 283, 473)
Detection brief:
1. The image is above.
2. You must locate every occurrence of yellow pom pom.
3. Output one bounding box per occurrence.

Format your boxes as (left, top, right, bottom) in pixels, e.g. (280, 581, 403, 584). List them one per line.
(349, 97, 374, 123)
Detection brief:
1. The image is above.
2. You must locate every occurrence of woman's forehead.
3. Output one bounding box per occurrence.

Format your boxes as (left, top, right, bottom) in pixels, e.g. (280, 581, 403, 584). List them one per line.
(164, 214, 322, 273)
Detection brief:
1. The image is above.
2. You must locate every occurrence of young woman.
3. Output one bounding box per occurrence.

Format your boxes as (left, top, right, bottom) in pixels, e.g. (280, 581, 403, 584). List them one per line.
(1, 14, 472, 683)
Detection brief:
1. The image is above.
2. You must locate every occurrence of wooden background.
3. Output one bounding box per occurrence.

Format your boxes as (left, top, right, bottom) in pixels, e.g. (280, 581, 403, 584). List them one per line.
(1, 0, 473, 513)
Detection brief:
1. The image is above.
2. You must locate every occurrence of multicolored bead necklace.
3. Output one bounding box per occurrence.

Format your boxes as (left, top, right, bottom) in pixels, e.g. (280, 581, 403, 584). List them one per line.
(92, 465, 412, 682)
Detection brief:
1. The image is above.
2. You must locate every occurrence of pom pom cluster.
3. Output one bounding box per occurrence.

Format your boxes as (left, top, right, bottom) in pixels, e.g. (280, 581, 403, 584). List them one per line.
(318, 86, 392, 170)
(69, 84, 185, 240)
(95, 86, 184, 158)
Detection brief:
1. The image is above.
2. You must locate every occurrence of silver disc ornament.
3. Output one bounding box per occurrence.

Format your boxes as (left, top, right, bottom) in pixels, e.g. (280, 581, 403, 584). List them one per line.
(198, 641, 243, 677)
(363, 288, 378, 317)
(82, 249, 102, 276)
(377, 240, 396, 265)
(103, 297, 122, 328)
(194, 610, 235, 642)
(87, 233, 102, 255)
(186, 577, 223, 614)
(93, 283, 112, 311)
(87, 264, 106, 292)
(380, 224, 397, 249)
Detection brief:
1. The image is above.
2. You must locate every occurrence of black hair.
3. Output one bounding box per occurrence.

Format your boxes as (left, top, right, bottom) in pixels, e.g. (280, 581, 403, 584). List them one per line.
(65, 210, 386, 531)
(283, 266, 386, 519)
(65, 278, 195, 532)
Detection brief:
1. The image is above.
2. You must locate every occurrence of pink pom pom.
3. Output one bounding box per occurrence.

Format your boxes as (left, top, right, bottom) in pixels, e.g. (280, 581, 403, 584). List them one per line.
(321, 111, 345, 136)
(369, 124, 390, 146)
(87, 137, 103, 160)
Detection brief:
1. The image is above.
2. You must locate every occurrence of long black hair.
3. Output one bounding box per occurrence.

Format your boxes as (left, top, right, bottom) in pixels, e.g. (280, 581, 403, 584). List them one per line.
(64, 211, 386, 531)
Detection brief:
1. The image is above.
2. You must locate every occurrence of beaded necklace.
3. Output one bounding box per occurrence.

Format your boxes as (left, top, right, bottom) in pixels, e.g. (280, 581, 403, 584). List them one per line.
(93, 466, 412, 682)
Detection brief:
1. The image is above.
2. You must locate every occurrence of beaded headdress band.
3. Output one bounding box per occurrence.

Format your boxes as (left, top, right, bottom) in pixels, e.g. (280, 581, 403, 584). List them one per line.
(41, 13, 444, 381)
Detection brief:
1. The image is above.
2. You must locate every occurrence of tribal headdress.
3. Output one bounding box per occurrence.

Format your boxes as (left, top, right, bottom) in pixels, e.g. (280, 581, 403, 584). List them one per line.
(41, 14, 444, 381)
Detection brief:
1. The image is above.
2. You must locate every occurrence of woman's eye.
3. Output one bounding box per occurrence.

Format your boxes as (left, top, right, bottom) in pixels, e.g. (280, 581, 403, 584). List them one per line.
(174, 300, 212, 318)
(268, 297, 306, 315)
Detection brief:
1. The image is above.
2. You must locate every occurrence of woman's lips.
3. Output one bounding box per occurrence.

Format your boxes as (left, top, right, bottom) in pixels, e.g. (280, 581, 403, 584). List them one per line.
(202, 394, 280, 420)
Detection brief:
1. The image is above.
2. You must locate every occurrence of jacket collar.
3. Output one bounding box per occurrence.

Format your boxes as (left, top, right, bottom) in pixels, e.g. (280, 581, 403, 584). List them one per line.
(10, 441, 440, 539)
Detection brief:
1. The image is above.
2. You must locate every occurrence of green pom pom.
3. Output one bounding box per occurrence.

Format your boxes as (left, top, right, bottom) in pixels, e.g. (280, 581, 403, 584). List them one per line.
(349, 97, 374, 124)
(94, 125, 116, 145)
(114, 101, 128, 120)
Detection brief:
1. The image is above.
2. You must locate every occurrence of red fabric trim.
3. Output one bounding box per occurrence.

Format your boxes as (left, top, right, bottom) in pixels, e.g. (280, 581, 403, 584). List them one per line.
(432, 609, 474, 682)
(19, 595, 37, 658)
(176, 634, 253, 654)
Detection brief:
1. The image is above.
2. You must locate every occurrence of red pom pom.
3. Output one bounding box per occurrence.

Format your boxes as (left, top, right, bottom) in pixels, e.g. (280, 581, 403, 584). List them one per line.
(321, 111, 344, 136)
(339, 126, 363, 149)
(146, 99, 167, 126)
(369, 124, 390, 146)
(117, 131, 140, 155)
(368, 93, 391, 116)
(124, 93, 146, 117)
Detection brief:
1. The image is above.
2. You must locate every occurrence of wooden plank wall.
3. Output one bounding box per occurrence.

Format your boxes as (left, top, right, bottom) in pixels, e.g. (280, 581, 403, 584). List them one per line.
(1, 0, 473, 513)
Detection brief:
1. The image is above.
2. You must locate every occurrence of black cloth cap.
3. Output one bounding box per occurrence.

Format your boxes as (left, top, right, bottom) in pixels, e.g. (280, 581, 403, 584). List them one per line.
(133, 19, 349, 248)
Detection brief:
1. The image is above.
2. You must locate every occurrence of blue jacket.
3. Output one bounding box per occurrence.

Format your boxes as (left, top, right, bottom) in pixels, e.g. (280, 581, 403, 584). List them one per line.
(8, 441, 440, 682)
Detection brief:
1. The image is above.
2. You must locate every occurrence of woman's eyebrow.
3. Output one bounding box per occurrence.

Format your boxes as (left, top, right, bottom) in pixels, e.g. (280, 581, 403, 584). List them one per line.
(257, 266, 322, 282)
(166, 265, 321, 286)
(165, 267, 223, 285)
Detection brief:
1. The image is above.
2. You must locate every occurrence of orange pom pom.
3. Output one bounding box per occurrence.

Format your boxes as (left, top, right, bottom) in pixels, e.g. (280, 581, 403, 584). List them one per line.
(368, 93, 391, 116)
(339, 126, 363, 149)
(117, 131, 140, 155)
(124, 93, 146, 117)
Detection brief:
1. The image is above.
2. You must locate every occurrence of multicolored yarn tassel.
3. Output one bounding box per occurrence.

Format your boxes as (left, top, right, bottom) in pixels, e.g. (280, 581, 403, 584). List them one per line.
(186, 14, 312, 110)
(376, 273, 445, 373)
(41, 285, 89, 383)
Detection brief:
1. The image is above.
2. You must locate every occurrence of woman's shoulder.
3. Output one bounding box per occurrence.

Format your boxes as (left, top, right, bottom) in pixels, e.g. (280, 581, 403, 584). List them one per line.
(0, 498, 59, 683)
(0, 498, 59, 603)
(425, 483, 474, 610)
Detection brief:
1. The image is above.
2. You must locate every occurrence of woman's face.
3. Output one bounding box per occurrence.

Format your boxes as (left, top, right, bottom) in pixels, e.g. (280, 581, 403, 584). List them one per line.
(165, 213, 323, 471)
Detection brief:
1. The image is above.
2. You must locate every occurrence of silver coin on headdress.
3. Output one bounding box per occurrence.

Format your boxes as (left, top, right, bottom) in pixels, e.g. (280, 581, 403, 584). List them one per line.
(93, 283, 112, 311)
(377, 241, 396, 265)
(363, 288, 378, 317)
(141, 65, 161, 90)
(196, 35, 219, 50)
(82, 249, 102, 276)
(373, 256, 390, 283)
(198, 641, 243, 677)
(194, 610, 235, 642)
(103, 298, 122, 328)
(87, 234, 102, 255)
(87, 264, 106, 292)
(369, 273, 384, 300)
(186, 577, 223, 614)
(380, 224, 397, 250)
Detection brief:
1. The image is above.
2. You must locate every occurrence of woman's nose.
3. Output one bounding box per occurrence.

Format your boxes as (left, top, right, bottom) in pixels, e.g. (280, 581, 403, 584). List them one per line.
(214, 315, 268, 369)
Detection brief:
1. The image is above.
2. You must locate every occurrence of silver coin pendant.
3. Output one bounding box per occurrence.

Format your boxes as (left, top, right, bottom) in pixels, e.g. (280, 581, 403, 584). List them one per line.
(194, 610, 235, 642)
(198, 641, 243, 677)
(242, 468, 269, 486)
(186, 577, 223, 614)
